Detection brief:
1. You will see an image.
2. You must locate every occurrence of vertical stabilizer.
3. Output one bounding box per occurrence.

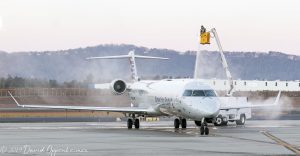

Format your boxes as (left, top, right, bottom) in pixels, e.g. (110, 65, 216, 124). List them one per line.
(128, 51, 139, 81)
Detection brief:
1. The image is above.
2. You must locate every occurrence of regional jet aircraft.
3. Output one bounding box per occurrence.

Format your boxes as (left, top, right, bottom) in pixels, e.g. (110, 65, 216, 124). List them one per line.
(9, 50, 281, 135)
(9, 28, 281, 135)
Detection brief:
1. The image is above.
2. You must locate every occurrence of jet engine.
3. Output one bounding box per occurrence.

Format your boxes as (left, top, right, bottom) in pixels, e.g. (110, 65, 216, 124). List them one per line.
(110, 79, 127, 95)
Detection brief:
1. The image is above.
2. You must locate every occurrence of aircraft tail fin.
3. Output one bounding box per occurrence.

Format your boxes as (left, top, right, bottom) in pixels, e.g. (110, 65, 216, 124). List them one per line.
(86, 50, 168, 82)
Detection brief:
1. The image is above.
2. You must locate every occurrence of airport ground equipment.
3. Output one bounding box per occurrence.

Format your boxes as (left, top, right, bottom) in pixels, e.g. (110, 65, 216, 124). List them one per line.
(211, 29, 249, 125)
(216, 97, 251, 126)
(199, 26, 279, 126)
(199, 26, 243, 126)
(200, 27, 234, 96)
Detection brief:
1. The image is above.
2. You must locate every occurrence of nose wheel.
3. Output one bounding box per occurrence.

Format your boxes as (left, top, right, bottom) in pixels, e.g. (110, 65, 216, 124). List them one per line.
(200, 118, 209, 135)
(200, 125, 209, 135)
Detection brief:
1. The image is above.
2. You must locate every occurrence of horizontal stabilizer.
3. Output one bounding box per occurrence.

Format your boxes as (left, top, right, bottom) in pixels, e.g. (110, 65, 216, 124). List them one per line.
(86, 55, 168, 60)
(86, 55, 130, 60)
(133, 55, 168, 60)
(86, 50, 169, 81)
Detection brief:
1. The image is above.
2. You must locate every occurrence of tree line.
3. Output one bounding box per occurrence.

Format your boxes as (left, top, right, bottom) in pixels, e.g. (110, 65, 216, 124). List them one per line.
(0, 75, 90, 88)
(0, 74, 187, 89)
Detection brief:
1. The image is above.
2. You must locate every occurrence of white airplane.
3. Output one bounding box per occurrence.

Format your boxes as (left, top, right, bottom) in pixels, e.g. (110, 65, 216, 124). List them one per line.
(8, 50, 281, 135)
(9, 28, 281, 135)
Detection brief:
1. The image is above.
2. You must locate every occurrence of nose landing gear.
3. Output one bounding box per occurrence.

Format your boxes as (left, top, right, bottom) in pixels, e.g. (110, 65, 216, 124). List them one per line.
(200, 118, 209, 135)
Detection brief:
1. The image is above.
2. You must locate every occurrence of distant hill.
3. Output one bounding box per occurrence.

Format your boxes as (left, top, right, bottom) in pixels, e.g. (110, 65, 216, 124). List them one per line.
(0, 44, 299, 82)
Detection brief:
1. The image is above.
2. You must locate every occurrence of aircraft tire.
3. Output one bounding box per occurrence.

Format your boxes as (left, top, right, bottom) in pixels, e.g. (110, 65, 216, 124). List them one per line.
(127, 118, 133, 129)
(134, 119, 140, 129)
(181, 119, 187, 129)
(204, 127, 209, 135)
(200, 126, 205, 135)
(174, 118, 180, 129)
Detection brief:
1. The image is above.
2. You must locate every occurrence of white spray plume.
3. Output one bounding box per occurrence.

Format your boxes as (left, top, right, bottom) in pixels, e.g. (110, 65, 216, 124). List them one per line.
(251, 95, 294, 119)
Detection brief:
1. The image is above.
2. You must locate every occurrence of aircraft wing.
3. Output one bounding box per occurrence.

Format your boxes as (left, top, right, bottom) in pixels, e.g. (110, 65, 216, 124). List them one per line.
(220, 91, 281, 110)
(8, 91, 151, 114)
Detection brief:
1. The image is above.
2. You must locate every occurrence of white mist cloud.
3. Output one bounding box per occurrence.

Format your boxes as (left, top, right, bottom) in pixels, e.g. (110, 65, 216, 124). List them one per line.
(252, 95, 294, 119)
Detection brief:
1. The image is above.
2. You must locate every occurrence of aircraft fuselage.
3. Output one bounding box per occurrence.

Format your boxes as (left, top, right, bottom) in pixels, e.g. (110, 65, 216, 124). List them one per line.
(128, 79, 220, 120)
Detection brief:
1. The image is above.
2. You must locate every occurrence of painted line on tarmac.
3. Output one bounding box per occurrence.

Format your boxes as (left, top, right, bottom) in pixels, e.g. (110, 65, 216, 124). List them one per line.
(261, 131, 300, 155)
(143, 127, 200, 136)
(214, 134, 275, 144)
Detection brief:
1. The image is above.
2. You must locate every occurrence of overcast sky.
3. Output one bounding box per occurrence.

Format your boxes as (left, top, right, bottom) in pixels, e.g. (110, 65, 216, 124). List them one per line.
(0, 0, 299, 55)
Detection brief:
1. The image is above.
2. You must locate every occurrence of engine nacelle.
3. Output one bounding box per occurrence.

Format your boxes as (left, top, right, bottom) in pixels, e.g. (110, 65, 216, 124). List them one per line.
(110, 79, 127, 95)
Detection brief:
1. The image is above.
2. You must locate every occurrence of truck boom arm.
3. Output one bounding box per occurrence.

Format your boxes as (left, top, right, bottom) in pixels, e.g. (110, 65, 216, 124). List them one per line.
(210, 28, 234, 96)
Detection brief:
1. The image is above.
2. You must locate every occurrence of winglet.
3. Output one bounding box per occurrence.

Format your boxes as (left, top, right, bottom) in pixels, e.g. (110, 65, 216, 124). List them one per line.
(8, 91, 24, 108)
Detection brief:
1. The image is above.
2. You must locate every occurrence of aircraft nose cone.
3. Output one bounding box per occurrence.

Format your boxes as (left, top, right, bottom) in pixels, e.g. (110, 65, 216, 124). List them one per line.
(202, 101, 220, 118)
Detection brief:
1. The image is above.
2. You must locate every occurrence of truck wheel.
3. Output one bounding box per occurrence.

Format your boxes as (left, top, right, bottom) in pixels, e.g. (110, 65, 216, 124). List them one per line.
(222, 117, 228, 126)
(236, 114, 246, 125)
(222, 121, 228, 126)
(214, 117, 223, 126)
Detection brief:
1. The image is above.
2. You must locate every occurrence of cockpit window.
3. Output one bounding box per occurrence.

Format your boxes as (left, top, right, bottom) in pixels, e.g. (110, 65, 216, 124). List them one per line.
(204, 90, 216, 97)
(192, 90, 205, 96)
(183, 90, 193, 96)
(183, 90, 216, 97)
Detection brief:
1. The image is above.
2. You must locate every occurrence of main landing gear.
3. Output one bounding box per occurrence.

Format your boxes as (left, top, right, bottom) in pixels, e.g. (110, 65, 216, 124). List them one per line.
(174, 118, 187, 129)
(199, 118, 209, 135)
(127, 114, 140, 129)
